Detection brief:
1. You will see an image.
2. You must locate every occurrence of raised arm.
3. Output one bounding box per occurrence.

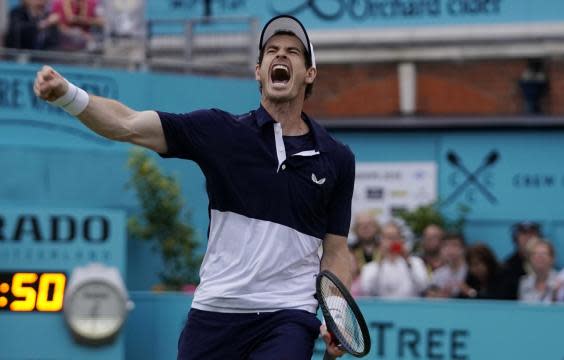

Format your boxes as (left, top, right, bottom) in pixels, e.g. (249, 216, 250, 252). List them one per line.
(33, 65, 167, 153)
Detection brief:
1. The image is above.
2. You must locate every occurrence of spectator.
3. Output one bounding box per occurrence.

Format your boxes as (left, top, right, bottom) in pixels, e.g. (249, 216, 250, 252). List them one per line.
(349, 252, 364, 297)
(4, 0, 59, 50)
(51, 0, 104, 51)
(519, 58, 548, 115)
(360, 220, 428, 298)
(349, 211, 381, 268)
(518, 239, 559, 303)
(0, 0, 8, 46)
(430, 233, 467, 297)
(416, 223, 445, 274)
(458, 243, 502, 300)
(499, 221, 542, 300)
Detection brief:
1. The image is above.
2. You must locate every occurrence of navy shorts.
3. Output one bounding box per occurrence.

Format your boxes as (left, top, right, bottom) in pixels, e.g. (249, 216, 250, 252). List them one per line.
(177, 308, 321, 360)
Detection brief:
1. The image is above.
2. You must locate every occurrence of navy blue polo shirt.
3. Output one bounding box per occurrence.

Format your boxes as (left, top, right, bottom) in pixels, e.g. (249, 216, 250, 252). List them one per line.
(158, 106, 355, 313)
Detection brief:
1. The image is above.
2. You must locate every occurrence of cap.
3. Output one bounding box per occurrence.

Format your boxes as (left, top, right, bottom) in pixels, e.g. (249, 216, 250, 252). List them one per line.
(259, 15, 316, 69)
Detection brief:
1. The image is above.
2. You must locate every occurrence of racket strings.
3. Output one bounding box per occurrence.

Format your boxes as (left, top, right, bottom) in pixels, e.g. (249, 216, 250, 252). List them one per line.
(320, 277, 365, 353)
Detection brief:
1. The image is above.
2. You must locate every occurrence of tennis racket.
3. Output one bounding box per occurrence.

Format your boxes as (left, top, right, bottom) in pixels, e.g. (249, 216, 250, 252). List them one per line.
(316, 270, 371, 360)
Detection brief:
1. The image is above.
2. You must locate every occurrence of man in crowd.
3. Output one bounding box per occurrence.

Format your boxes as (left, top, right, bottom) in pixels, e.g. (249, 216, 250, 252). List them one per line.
(430, 233, 467, 298)
(349, 211, 381, 267)
(500, 221, 542, 300)
(5, 0, 59, 50)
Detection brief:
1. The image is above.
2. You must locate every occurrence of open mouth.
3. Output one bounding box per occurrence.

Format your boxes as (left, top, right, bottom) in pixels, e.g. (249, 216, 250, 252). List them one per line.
(270, 64, 291, 86)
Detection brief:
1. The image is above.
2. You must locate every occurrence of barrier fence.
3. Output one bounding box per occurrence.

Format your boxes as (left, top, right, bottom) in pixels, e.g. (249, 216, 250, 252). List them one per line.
(126, 292, 564, 360)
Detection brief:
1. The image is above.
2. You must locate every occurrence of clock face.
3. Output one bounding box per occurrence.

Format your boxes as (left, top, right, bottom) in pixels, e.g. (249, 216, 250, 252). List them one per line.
(65, 281, 126, 341)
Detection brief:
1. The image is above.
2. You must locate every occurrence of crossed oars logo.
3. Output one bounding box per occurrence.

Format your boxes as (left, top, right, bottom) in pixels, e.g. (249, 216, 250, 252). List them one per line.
(442, 150, 500, 206)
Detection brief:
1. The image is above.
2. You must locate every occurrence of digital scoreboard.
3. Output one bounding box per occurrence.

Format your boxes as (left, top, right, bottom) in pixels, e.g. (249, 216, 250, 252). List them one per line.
(0, 271, 66, 312)
(0, 208, 127, 360)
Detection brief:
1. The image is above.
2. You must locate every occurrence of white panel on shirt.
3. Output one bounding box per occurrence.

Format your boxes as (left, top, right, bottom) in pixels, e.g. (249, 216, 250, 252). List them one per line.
(192, 209, 322, 313)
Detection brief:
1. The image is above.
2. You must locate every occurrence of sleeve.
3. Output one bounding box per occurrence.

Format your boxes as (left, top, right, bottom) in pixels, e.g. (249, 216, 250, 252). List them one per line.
(557, 270, 564, 302)
(410, 257, 430, 295)
(429, 267, 444, 287)
(157, 109, 228, 162)
(517, 277, 527, 301)
(325, 146, 355, 236)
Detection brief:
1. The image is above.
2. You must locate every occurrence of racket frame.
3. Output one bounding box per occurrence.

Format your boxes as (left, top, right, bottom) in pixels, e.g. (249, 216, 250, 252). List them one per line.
(316, 270, 371, 358)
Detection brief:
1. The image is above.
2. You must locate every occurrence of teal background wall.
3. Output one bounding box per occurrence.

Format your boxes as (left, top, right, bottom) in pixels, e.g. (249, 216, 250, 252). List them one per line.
(1, 61, 564, 359)
(2, 61, 564, 286)
(339, 129, 564, 268)
(126, 292, 564, 360)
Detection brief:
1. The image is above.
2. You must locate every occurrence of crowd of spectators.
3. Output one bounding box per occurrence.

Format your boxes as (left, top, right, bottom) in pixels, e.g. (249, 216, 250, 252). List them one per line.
(348, 212, 564, 303)
(1, 0, 104, 51)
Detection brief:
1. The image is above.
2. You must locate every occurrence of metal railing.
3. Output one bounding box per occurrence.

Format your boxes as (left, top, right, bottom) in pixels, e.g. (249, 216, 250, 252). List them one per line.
(4, 17, 564, 73)
(0, 16, 260, 76)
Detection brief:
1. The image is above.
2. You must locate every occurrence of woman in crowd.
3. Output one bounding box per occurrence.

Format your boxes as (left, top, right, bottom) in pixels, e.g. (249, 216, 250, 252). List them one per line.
(360, 220, 428, 298)
(458, 243, 502, 300)
(518, 239, 559, 303)
(51, 0, 103, 50)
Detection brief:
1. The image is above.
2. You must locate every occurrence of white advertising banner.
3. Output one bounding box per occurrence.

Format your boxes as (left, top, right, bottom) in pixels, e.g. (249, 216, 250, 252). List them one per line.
(352, 162, 437, 222)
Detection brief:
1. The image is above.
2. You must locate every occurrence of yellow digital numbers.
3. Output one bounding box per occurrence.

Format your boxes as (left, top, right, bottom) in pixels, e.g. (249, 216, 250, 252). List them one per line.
(11, 273, 38, 311)
(0, 272, 66, 312)
(36, 273, 66, 312)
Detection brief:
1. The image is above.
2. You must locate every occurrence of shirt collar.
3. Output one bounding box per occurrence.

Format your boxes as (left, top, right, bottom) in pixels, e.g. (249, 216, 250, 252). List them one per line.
(255, 105, 334, 152)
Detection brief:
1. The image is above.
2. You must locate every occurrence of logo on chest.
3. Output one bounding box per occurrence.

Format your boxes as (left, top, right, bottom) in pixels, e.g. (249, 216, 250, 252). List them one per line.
(311, 173, 326, 185)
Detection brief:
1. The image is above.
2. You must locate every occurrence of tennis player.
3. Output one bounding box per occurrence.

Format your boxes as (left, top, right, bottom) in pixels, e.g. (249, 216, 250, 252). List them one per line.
(34, 14, 354, 359)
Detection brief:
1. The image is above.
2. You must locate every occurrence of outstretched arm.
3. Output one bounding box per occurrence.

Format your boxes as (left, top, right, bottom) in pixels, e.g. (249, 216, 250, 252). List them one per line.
(33, 65, 167, 153)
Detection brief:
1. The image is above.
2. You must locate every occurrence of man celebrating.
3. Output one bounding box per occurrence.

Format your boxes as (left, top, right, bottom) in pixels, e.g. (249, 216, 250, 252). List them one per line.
(34, 15, 355, 359)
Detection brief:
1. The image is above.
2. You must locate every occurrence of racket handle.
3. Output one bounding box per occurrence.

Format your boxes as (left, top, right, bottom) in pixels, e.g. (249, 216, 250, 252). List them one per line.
(323, 351, 336, 360)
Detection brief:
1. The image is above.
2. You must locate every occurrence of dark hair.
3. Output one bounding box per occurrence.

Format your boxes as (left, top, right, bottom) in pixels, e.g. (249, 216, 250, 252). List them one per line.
(466, 243, 499, 274)
(465, 243, 500, 296)
(442, 232, 465, 246)
(511, 221, 542, 242)
(257, 31, 314, 99)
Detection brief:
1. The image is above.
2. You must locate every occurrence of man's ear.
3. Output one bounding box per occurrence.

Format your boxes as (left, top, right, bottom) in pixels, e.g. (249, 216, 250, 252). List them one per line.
(305, 66, 317, 84)
(255, 64, 261, 81)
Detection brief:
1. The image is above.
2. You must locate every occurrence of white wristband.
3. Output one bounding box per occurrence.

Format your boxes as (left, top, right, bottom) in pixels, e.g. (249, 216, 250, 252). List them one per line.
(48, 80, 89, 116)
